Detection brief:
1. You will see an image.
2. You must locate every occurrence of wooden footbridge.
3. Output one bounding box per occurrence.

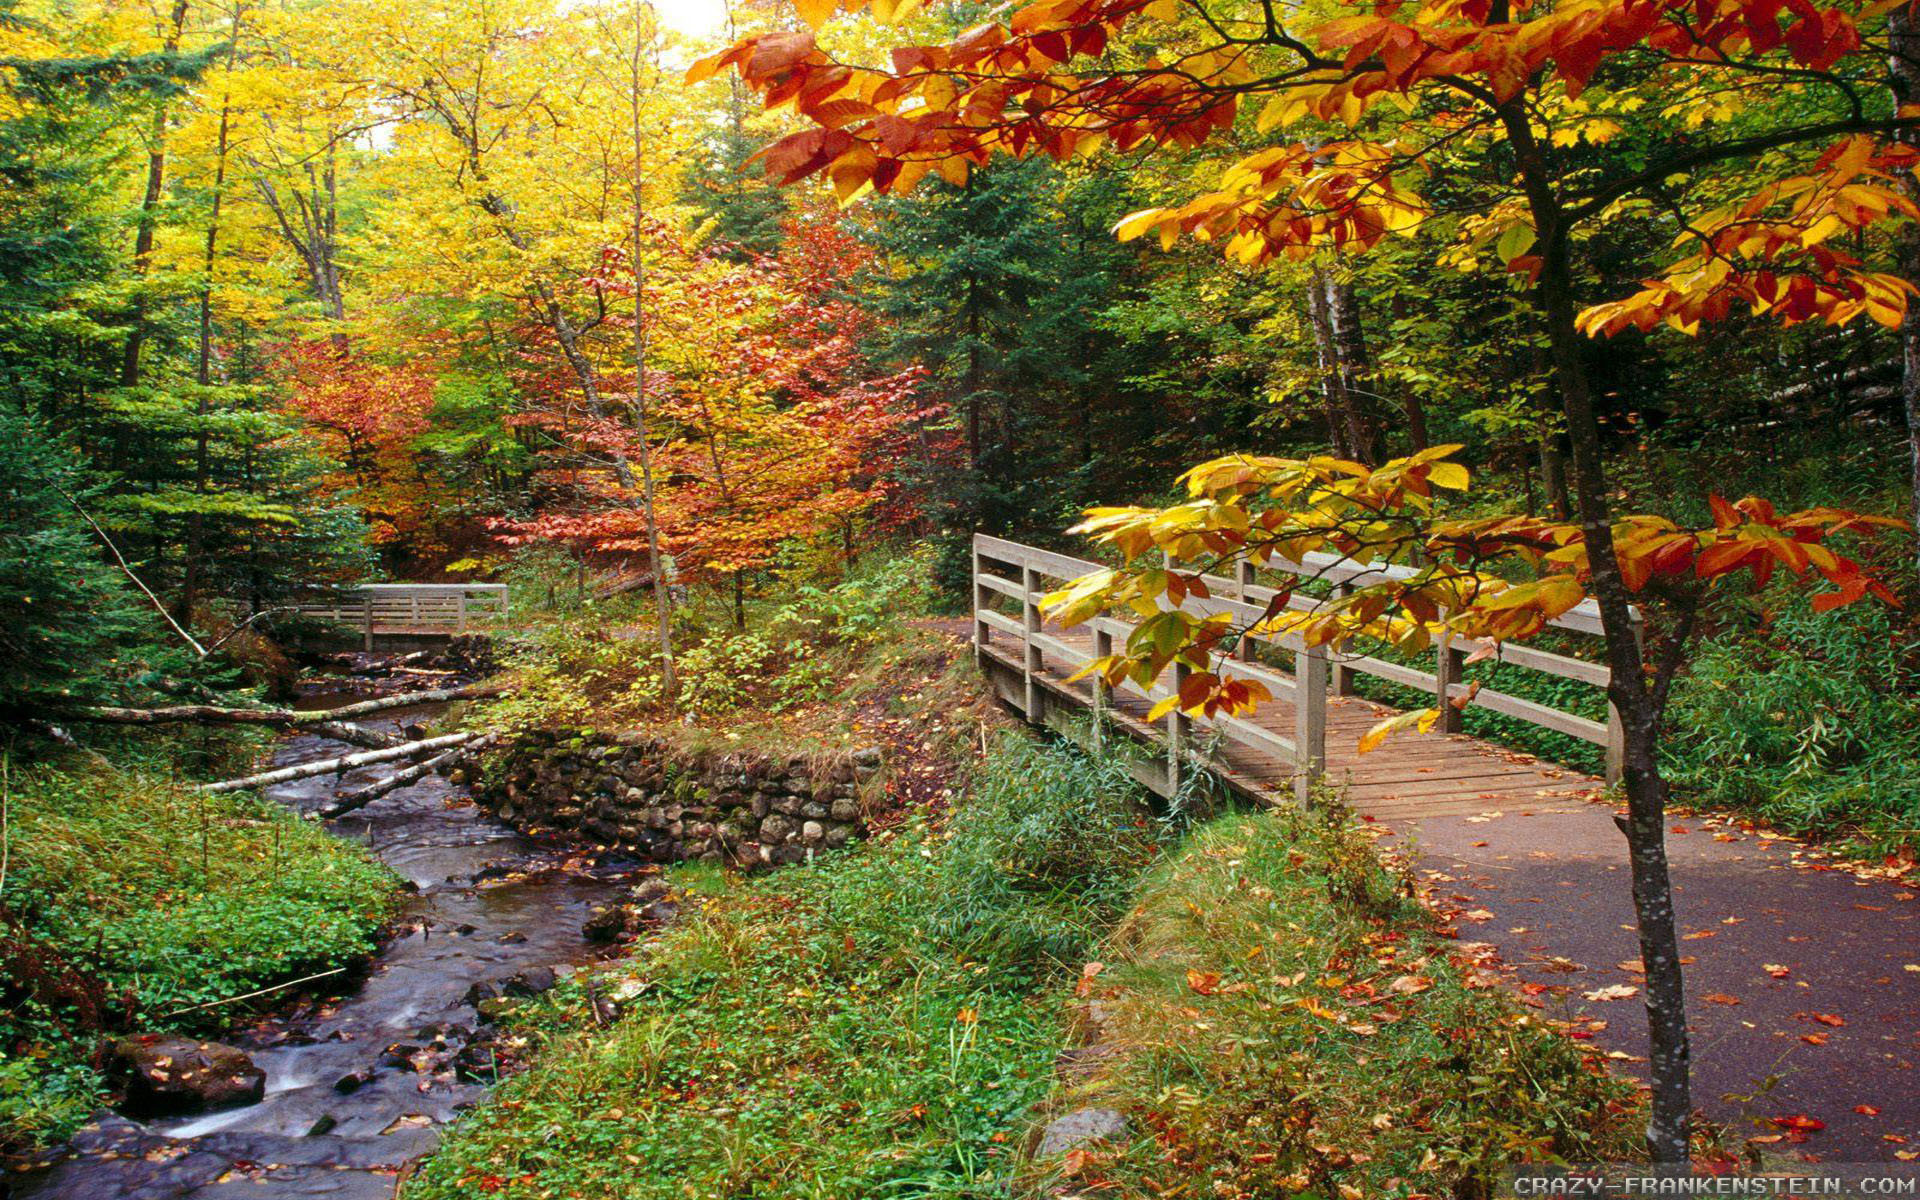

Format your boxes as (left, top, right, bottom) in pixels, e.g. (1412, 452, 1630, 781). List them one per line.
(296, 583, 509, 648)
(971, 534, 1626, 821)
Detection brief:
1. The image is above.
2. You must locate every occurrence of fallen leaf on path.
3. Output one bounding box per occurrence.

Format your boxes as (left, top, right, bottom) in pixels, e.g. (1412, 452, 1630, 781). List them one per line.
(1763, 964, 1792, 979)
(1704, 993, 1741, 1006)
(1855, 1105, 1881, 1116)
(1807, 1012, 1846, 1027)
(1583, 984, 1638, 1001)
(1801, 1034, 1829, 1045)
(1772, 1115, 1826, 1133)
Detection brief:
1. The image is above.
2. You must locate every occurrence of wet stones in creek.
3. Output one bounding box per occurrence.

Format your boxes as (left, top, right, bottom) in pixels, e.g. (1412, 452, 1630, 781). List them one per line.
(581, 878, 681, 945)
(476, 731, 880, 870)
(110, 1036, 267, 1117)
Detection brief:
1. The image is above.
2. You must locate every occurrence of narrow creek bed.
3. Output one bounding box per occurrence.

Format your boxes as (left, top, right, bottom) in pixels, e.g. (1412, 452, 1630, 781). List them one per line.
(9, 685, 644, 1200)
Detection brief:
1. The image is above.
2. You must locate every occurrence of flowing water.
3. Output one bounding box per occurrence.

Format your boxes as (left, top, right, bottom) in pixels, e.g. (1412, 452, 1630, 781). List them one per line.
(7, 679, 640, 1200)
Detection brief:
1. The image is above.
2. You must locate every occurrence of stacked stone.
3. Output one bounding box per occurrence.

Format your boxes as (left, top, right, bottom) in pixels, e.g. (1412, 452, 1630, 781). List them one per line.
(476, 729, 877, 868)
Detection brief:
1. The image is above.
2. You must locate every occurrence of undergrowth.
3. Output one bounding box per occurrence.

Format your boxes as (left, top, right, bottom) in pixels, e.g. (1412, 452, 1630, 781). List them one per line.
(1662, 585, 1920, 853)
(0, 730, 398, 1150)
(412, 731, 1635, 1198)
(1039, 806, 1638, 1198)
(407, 734, 1161, 1199)
(487, 547, 939, 739)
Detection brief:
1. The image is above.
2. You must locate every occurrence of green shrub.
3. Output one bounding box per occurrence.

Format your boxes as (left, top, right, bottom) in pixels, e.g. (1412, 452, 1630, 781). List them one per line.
(1038, 807, 1637, 1197)
(0, 1056, 101, 1150)
(0, 742, 399, 1149)
(1663, 591, 1920, 851)
(407, 735, 1160, 1200)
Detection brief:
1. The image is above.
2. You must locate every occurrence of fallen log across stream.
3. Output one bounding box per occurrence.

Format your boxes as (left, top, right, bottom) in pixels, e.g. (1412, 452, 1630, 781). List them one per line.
(315, 733, 500, 819)
(198, 732, 478, 794)
(76, 683, 507, 729)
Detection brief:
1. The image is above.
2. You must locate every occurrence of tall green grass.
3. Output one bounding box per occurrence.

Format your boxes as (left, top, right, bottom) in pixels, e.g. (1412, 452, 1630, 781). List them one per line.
(408, 735, 1161, 1200)
(1662, 589, 1920, 851)
(1034, 806, 1637, 1196)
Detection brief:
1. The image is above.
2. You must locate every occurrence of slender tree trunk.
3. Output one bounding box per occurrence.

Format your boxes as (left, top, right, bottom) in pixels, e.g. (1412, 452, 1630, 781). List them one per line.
(122, 0, 192, 387)
(628, 0, 676, 696)
(1540, 428, 1573, 519)
(179, 8, 242, 626)
(1401, 391, 1431, 453)
(1889, 6, 1920, 565)
(1324, 274, 1379, 463)
(1306, 270, 1355, 458)
(965, 273, 983, 471)
(1502, 99, 1692, 1165)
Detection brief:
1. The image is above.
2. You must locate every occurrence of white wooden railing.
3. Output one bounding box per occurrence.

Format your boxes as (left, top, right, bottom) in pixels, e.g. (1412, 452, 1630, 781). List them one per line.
(971, 534, 1628, 792)
(295, 583, 509, 648)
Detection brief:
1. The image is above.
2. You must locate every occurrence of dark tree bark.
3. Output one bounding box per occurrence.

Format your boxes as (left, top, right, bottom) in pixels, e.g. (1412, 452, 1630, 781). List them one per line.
(121, 0, 192, 387)
(1539, 429, 1573, 520)
(1889, 6, 1920, 565)
(1500, 97, 1693, 1164)
(179, 5, 243, 626)
(1307, 269, 1379, 462)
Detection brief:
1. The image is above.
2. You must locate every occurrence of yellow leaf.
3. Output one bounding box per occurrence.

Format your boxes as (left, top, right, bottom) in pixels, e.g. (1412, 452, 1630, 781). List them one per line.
(795, 0, 838, 29)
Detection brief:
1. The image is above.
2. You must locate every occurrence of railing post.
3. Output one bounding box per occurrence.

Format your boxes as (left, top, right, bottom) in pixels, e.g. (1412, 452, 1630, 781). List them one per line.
(1235, 560, 1256, 662)
(971, 540, 990, 667)
(362, 590, 374, 653)
(1021, 563, 1042, 720)
(1329, 582, 1355, 695)
(1169, 660, 1190, 796)
(1092, 624, 1112, 748)
(457, 590, 468, 633)
(1294, 642, 1327, 805)
(1434, 632, 1465, 733)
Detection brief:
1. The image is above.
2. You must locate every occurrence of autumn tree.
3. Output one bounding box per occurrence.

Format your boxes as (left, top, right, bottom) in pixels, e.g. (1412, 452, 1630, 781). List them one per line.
(704, 0, 1920, 1159)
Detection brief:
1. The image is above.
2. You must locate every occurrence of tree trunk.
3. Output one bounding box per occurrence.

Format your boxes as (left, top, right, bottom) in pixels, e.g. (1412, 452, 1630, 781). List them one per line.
(1502, 100, 1692, 1164)
(1307, 269, 1377, 461)
(1539, 428, 1573, 519)
(1306, 271, 1352, 458)
(199, 733, 474, 794)
(628, 0, 677, 698)
(1889, 6, 1920, 565)
(179, 12, 242, 627)
(121, 0, 192, 387)
(1324, 274, 1379, 463)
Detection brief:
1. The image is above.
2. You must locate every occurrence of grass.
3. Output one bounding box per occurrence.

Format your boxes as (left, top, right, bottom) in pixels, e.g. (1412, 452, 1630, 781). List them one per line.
(1036, 805, 1638, 1198)
(407, 734, 1160, 1199)
(0, 730, 400, 1150)
(1661, 586, 1920, 855)
(410, 731, 1636, 1199)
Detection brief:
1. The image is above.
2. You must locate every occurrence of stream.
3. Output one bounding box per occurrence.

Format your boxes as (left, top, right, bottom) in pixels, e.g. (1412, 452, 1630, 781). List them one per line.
(8, 677, 642, 1200)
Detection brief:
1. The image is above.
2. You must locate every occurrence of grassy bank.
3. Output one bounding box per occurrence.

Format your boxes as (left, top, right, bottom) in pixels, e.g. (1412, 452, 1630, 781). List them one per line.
(0, 731, 399, 1149)
(408, 735, 1157, 1198)
(409, 733, 1633, 1199)
(1035, 807, 1636, 1196)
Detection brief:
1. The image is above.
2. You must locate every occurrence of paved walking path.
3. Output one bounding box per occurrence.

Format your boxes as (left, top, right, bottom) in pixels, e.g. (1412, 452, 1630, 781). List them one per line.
(1388, 797, 1920, 1161)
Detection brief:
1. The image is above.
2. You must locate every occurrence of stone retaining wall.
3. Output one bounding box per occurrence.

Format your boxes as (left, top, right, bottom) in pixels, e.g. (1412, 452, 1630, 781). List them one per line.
(471, 730, 879, 868)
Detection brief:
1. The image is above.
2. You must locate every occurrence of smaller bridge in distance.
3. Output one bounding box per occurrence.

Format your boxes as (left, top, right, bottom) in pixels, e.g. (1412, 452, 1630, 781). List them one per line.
(296, 583, 509, 649)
